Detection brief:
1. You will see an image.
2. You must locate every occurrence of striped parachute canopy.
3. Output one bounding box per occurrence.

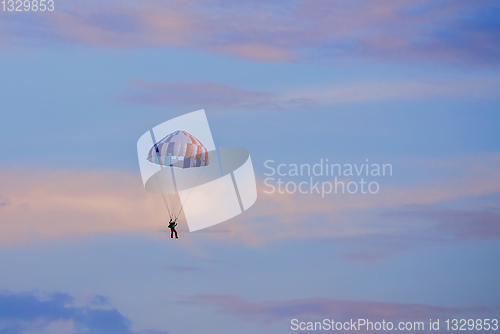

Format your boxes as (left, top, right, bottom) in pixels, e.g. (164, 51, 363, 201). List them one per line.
(147, 130, 210, 168)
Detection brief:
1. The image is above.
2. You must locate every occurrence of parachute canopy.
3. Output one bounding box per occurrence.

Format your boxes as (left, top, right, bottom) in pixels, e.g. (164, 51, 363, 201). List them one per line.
(147, 130, 210, 168)
(146, 130, 210, 221)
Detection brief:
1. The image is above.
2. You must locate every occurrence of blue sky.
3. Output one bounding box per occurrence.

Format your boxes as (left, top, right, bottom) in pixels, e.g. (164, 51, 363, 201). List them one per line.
(1, 1, 500, 333)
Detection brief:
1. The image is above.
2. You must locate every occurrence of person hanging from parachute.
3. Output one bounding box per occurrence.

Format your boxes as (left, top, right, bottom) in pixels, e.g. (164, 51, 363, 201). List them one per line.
(168, 219, 178, 239)
(147, 130, 210, 239)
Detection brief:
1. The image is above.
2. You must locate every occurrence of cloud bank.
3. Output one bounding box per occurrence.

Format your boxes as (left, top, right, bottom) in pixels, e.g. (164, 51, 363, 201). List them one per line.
(0, 291, 168, 334)
(1, 153, 499, 250)
(2, 0, 499, 65)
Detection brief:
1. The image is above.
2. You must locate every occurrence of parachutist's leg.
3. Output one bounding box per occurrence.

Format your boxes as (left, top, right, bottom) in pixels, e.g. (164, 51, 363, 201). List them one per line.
(170, 229, 174, 238)
(174, 228, 178, 238)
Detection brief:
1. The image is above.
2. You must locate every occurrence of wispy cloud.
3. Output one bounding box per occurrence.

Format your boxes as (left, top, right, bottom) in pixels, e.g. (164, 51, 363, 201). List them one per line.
(326, 195, 500, 262)
(121, 80, 315, 110)
(337, 234, 416, 262)
(1, 1, 194, 49)
(2, 1, 499, 65)
(283, 75, 500, 104)
(179, 293, 495, 325)
(384, 206, 500, 240)
(167, 265, 202, 273)
(121, 75, 500, 110)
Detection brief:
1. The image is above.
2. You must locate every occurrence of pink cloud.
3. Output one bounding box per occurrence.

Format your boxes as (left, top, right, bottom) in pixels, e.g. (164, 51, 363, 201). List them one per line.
(0, 168, 163, 247)
(282, 75, 500, 104)
(122, 80, 315, 109)
(1, 153, 499, 249)
(2, 1, 498, 65)
(211, 43, 296, 62)
(180, 293, 490, 325)
(385, 207, 500, 240)
(219, 153, 500, 246)
(122, 75, 500, 111)
(54, 1, 195, 47)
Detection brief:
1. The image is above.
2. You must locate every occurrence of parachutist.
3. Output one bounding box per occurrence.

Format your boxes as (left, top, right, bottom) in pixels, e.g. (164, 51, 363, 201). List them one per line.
(168, 219, 178, 239)
(147, 130, 210, 231)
